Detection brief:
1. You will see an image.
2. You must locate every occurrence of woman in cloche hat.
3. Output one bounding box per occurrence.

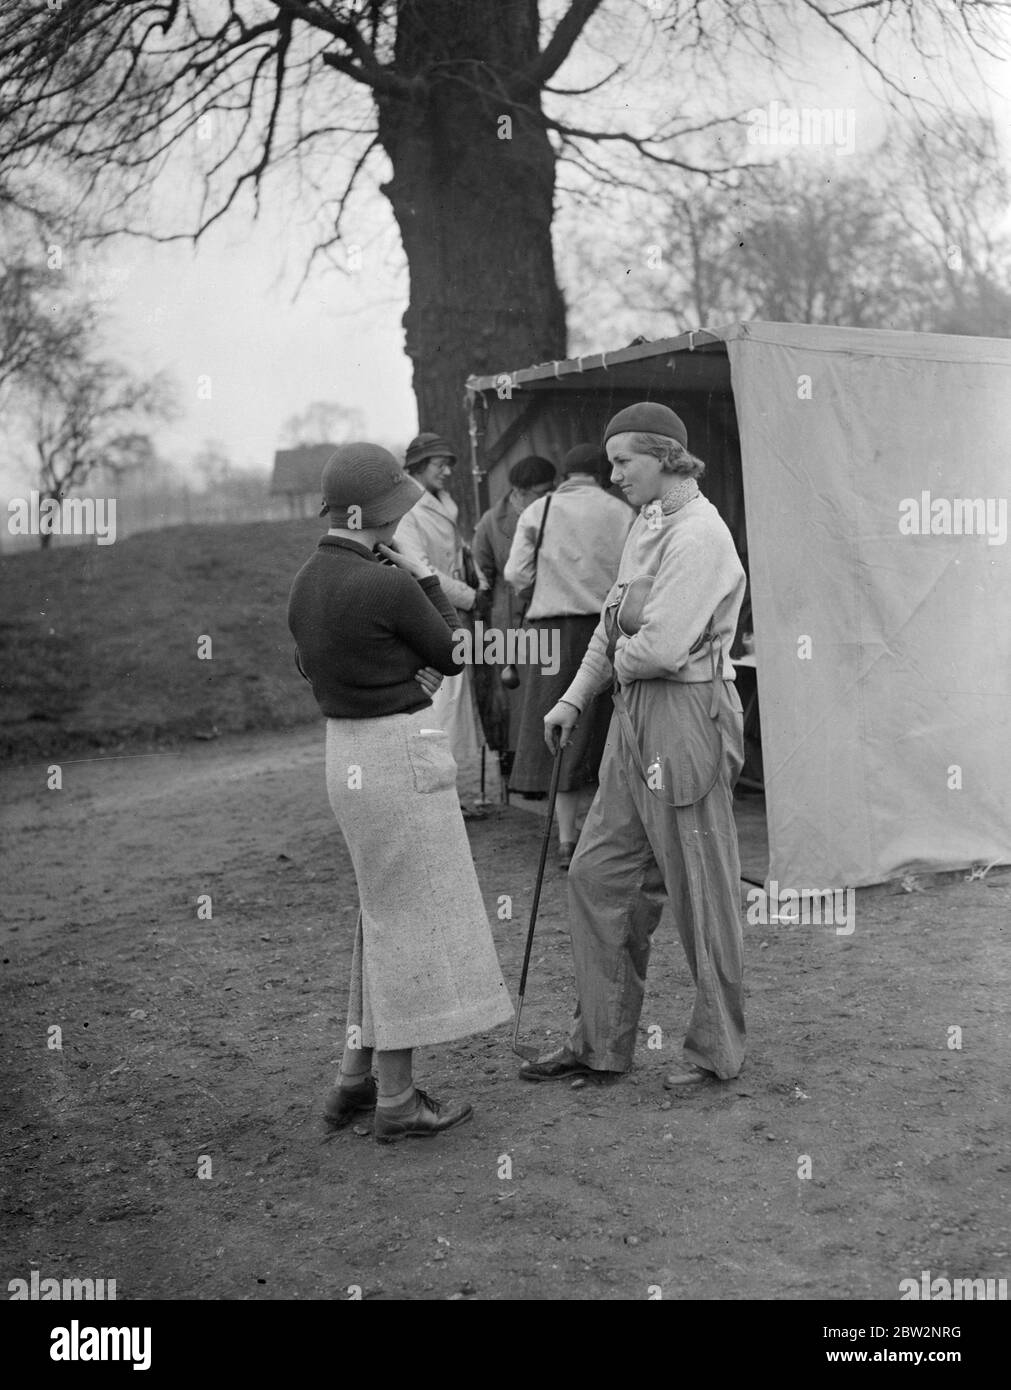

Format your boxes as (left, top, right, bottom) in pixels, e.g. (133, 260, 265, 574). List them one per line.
(287, 443, 512, 1143)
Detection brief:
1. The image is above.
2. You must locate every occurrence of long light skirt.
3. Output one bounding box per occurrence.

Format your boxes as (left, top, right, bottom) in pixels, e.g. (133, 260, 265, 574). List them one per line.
(325, 713, 513, 1050)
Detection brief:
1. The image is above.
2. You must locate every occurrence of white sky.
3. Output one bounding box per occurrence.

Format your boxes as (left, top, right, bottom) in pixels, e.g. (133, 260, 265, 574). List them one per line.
(2, 1, 1008, 503)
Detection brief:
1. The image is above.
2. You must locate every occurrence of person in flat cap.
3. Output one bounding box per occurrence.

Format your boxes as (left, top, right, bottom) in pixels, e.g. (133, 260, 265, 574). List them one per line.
(519, 403, 748, 1091)
(504, 443, 633, 865)
(287, 442, 512, 1143)
(395, 432, 487, 800)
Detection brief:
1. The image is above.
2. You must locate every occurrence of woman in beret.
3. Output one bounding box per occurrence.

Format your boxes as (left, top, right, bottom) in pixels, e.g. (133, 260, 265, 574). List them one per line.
(519, 404, 748, 1089)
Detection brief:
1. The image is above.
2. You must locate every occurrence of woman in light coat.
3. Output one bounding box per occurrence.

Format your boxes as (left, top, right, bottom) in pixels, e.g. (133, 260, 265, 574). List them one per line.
(395, 433, 486, 779)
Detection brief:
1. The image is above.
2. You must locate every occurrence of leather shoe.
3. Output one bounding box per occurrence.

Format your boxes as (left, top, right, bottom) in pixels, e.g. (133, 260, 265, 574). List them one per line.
(519, 1045, 598, 1083)
(373, 1088, 473, 1143)
(323, 1075, 377, 1129)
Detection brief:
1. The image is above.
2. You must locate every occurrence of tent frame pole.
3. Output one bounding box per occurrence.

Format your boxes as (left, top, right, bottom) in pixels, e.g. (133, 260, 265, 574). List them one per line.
(466, 389, 489, 524)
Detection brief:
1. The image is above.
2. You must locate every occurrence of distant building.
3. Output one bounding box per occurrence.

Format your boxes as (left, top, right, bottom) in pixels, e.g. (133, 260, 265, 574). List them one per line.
(269, 443, 337, 516)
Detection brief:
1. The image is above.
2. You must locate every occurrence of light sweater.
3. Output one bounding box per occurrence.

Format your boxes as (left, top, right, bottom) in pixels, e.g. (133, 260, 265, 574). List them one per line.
(562, 493, 746, 711)
(394, 488, 476, 612)
(503, 478, 633, 619)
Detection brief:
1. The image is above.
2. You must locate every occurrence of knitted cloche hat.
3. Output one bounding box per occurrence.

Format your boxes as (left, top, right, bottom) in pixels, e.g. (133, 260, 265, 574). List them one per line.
(319, 442, 424, 526)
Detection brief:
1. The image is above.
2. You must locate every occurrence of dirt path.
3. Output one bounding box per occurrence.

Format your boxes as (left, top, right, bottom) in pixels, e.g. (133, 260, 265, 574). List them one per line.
(2, 727, 1008, 1301)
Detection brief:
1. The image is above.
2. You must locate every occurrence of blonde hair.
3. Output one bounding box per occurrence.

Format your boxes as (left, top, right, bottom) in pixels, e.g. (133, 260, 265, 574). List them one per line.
(626, 431, 706, 480)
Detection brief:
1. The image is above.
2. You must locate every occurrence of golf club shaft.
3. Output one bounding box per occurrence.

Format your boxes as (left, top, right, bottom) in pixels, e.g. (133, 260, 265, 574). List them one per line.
(516, 738, 564, 1001)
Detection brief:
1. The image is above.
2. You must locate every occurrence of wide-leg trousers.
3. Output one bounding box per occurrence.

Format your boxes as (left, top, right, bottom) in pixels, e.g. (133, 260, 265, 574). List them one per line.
(566, 678, 746, 1079)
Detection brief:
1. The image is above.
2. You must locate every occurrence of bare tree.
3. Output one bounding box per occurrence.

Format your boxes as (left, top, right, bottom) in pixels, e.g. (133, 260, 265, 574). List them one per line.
(1, 1, 1007, 524)
(891, 114, 1011, 336)
(28, 359, 177, 548)
(193, 437, 233, 489)
(279, 398, 366, 447)
(563, 139, 1011, 347)
(729, 163, 940, 330)
(0, 257, 94, 403)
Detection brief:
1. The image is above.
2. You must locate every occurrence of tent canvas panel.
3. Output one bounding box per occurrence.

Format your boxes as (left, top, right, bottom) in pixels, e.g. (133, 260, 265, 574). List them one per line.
(727, 323, 1011, 887)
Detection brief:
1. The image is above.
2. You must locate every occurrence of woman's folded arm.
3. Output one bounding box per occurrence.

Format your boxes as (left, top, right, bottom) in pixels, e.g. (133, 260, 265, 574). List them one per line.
(390, 571, 466, 676)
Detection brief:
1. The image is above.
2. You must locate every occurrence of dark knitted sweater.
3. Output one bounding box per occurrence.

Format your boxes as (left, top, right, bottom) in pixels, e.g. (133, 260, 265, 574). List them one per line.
(287, 536, 465, 719)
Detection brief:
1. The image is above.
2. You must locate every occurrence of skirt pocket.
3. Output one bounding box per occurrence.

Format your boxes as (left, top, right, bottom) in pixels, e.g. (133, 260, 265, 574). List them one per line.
(406, 728, 458, 794)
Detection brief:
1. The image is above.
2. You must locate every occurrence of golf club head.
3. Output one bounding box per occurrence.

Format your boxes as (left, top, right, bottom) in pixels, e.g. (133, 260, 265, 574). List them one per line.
(511, 1015, 541, 1061)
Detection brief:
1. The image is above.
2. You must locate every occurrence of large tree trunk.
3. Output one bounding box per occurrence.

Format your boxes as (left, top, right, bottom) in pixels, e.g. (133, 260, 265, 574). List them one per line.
(376, 0, 566, 531)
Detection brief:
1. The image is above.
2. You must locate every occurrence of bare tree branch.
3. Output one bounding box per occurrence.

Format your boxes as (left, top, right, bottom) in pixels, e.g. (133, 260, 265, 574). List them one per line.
(526, 0, 607, 86)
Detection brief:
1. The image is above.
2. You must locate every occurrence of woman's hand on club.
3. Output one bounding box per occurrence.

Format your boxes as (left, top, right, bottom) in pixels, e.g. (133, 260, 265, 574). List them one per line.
(414, 666, 444, 697)
(375, 540, 433, 580)
(544, 700, 579, 752)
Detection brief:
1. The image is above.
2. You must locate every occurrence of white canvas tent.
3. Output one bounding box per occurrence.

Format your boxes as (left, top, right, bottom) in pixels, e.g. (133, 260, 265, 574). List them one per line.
(465, 320, 1011, 891)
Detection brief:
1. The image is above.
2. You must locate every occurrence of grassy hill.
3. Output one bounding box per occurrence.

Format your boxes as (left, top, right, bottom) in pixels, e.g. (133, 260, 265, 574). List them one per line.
(0, 518, 329, 762)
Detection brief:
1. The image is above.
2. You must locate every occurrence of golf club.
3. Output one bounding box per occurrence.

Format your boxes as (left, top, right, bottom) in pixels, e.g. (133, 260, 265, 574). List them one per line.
(511, 732, 564, 1061)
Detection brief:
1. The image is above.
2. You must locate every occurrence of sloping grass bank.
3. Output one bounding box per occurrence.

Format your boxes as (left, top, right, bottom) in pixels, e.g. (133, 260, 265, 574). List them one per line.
(0, 519, 327, 762)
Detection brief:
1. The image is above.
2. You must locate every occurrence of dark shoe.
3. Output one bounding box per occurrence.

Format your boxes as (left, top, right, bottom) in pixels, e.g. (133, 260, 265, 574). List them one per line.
(558, 841, 577, 870)
(519, 1045, 598, 1083)
(323, 1075, 377, 1129)
(373, 1088, 473, 1144)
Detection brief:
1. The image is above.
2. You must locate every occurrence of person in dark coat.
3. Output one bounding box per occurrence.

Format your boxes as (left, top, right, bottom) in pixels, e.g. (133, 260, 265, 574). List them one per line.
(471, 455, 556, 777)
